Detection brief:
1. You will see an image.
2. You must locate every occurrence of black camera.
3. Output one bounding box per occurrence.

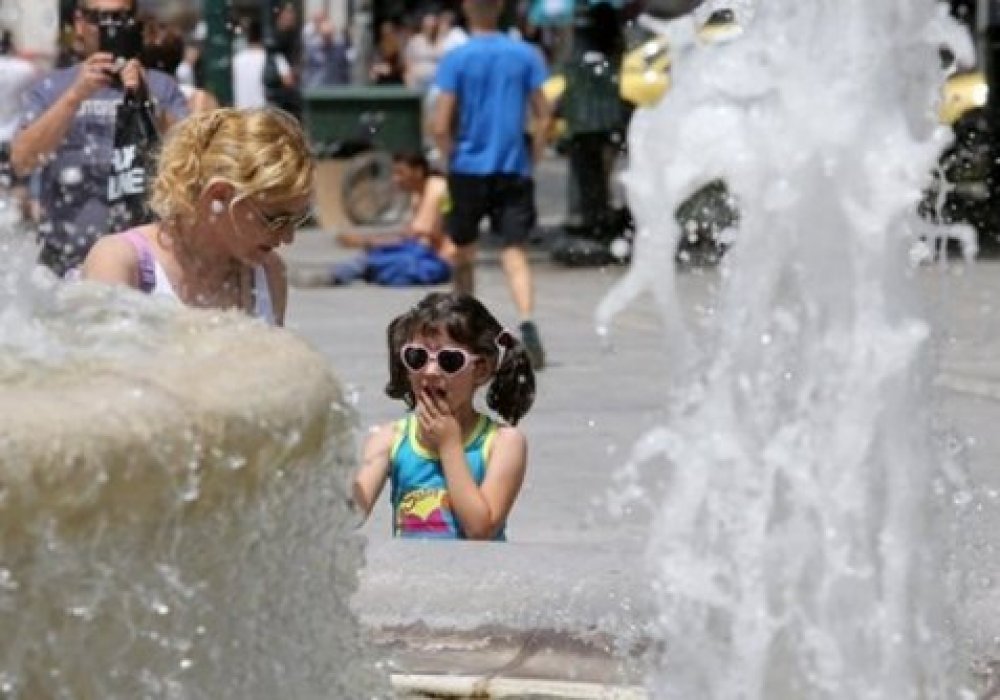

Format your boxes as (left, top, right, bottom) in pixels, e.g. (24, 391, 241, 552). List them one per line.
(98, 15, 143, 64)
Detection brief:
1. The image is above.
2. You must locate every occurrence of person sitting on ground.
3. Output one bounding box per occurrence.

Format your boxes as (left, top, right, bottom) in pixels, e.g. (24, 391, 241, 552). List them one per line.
(81, 107, 314, 326)
(352, 291, 536, 539)
(325, 151, 455, 286)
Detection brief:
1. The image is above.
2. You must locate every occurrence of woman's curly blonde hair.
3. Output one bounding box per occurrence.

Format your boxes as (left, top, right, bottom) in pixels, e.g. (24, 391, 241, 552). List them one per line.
(149, 108, 314, 224)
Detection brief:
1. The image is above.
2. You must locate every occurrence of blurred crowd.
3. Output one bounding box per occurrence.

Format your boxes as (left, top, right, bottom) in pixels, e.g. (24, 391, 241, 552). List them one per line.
(0, 0, 580, 215)
(0, 1, 572, 147)
(0, 0, 639, 282)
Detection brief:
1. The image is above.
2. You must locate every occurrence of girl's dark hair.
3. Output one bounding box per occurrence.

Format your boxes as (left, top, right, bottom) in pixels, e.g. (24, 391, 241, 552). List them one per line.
(384, 292, 536, 425)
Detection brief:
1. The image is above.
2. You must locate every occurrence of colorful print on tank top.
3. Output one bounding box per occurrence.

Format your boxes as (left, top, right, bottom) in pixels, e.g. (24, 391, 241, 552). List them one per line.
(389, 413, 504, 540)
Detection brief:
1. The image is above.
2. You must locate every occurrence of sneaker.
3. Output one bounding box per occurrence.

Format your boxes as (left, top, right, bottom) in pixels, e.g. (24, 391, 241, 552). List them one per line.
(519, 320, 545, 370)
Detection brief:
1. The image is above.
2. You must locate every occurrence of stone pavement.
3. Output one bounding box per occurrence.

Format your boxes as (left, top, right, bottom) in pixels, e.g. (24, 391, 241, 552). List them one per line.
(280, 205, 1000, 691)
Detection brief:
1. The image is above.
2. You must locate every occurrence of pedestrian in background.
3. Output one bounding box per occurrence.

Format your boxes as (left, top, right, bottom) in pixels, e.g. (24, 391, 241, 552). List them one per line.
(0, 29, 37, 226)
(269, 2, 304, 120)
(370, 19, 405, 85)
(81, 108, 314, 326)
(404, 11, 440, 92)
(233, 17, 293, 110)
(141, 21, 218, 113)
(436, 10, 468, 55)
(431, 0, 551, 369)
(301, 17, 350, 88)
(553, 1, 628, 262)
(0, 30, 37, 149)
(11, 0, 188, 277)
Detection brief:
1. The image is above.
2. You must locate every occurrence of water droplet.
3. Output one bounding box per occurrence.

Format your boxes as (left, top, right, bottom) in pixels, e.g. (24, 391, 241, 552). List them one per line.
(0, 567, 19, 591)
(58, 166, 83, 186)
(180, 476, 200, 502)
(67, 605, 94, 621)
(610, 237, 631, 259)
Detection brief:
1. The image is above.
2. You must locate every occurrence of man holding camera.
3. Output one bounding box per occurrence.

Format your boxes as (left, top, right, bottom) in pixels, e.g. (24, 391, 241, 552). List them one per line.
(11, 0, 188, 277)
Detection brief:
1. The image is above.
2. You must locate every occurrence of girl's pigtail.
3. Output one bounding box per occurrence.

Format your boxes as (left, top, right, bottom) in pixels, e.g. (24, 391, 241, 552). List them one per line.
(384, 315, 415, 408)
(486, 331, 536, 425)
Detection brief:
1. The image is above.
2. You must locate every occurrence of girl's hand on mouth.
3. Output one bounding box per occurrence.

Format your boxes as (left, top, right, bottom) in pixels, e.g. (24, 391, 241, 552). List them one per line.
(416, 386, 461, 451)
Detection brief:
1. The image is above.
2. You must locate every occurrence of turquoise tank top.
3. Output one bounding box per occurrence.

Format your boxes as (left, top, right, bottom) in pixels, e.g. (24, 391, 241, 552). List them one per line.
(389, 413, 504, 540)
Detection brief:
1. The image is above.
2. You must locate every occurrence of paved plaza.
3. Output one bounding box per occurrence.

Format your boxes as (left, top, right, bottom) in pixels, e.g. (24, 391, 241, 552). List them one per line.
(279, 176, 1000, 690)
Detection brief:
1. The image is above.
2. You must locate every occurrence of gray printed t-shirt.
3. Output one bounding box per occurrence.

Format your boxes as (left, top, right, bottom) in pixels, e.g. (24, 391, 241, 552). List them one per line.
(17, 65, 189, 269)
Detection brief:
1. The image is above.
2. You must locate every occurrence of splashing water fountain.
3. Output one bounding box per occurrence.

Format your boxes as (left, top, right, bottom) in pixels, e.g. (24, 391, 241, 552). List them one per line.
(0, 0, 993, 695)
(0, 230, 385, 697)
(599, 0, 977, 696)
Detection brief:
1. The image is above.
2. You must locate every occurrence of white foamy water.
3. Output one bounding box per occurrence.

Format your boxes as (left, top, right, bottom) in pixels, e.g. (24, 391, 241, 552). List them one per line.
(0, 230, 385, 697)
(600, 0, 974, 697)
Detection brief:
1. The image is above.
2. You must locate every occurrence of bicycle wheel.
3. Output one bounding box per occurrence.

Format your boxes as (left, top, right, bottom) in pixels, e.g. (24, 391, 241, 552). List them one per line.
(340, 151, 409, 226)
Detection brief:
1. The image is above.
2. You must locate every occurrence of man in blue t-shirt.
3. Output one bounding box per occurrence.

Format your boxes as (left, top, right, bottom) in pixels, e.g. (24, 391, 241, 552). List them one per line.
(11, 0, 189, 277)
(431, 0, 551, 370)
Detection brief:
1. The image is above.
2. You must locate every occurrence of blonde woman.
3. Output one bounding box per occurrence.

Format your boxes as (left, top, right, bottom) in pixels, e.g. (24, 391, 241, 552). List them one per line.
(82, 108, 314, 326)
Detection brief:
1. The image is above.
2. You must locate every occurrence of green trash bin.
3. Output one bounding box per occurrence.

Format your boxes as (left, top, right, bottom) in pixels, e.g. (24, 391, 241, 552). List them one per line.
(302, 86, 424, 153)
(304, 87, 423, 228)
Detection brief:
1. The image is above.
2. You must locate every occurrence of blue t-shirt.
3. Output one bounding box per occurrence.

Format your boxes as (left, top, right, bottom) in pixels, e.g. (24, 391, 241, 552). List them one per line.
(17, 65, 189, 263)
(433, 33, 547, 177)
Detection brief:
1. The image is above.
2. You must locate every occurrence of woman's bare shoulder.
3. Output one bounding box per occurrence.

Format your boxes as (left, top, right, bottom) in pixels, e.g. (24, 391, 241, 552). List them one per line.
(81, 230, 144, 284)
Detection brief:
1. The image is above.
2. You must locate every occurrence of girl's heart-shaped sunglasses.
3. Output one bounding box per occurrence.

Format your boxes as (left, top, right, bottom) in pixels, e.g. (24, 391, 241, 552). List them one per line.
(400, 343, 478, 375)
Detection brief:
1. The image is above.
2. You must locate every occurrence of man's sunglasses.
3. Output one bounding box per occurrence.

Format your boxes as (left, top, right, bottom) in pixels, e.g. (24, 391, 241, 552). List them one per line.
(242, 196, 313, 233)
(400, 344, 478, 375)
(80, 9, 133, 25)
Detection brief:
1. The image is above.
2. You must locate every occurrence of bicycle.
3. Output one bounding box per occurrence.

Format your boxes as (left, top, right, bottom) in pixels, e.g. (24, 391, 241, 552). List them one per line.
(316, 110, 410, 226)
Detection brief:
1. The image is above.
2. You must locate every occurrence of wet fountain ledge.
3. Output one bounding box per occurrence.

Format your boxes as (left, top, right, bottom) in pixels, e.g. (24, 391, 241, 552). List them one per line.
(0, 289, 371, 697)
(355, 539, 655, 697)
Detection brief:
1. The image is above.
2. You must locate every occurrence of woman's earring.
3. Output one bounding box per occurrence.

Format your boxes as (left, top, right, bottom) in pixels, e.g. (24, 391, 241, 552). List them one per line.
(210, 200, 226, 214)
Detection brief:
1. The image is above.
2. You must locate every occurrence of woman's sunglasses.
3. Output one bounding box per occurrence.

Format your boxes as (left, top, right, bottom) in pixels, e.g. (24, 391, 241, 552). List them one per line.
(80, 9, 132, 25)
(241, 196, 313, 233)
(400, 343, 477, 375)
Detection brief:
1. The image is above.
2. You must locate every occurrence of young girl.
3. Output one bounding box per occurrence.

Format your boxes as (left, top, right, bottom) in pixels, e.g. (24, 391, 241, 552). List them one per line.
(352, 292, 536, 540)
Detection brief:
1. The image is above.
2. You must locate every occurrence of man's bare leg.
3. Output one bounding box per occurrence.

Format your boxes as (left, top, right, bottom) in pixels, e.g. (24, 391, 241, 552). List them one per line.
(452, 243, 478, 296)
(499, 244, 534, 318)
(501, 244, 545, 368)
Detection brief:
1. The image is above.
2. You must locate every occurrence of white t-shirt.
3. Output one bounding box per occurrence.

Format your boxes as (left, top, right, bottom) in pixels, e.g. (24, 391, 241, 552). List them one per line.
(439, 27, 469, 55)
(232, 46, 291, 109)
(0, 55, 36, 142)
(404, 34, 439, 91)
